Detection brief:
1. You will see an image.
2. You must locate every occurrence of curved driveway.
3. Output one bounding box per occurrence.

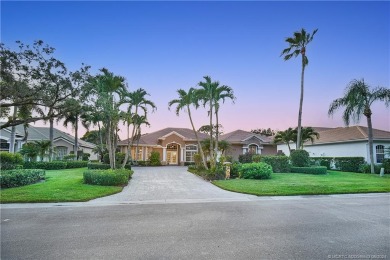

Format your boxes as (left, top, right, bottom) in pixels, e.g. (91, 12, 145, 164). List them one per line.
(90, 166, 256, 204)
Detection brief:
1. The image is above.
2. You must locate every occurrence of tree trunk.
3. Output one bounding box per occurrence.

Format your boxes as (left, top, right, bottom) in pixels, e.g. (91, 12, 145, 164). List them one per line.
(9, 106, 18, 153)
(215, 107, 219, 161)
(297, 55, 306, 150)
(366, 114, 375, 174)
(209, 98, 215, 168)
(121, 122, 131, 168)
(74, 115, 78, 159)
(49, 117, 54, 162)
(188, 105, 208, 169)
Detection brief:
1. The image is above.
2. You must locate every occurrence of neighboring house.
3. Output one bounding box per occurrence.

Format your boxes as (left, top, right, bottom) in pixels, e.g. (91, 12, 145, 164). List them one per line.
(0, 123, 98, 160)
(277, 126, 390, 164)
(220, 130, 277, 161)
(118, 127, 209, 165)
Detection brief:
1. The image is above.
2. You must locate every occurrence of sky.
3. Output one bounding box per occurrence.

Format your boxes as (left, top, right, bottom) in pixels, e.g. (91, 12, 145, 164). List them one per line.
(1, 1, 389, 139)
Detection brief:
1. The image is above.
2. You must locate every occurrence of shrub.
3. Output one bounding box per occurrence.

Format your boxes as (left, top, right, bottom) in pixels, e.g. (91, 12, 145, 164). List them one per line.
(149, 151, 161, 166)
(87, 163, 112, 170)
(66, 161, 88, 169)
(334, 157, 365, 172)
(259, 156, 290, 173)
(291, 166, 327, 175)
(239, 152, 254, 164)
(230, 162, 242, 179)
(290, 150, 310, 167)
(184, 162, 195, 166)
(83, 169, 133, 186)
(240, 162, 272, 179)
(359, 164, 383, 174)
(82, 153, 91, 161)
(23, 161, 67, 170)
(310, 157, 333, 170)
(103, 153, 110, 164)
(135, 161, 149, 166)
(225, 155, 233, 163)
(0, 169, 45, 188)
(0, 152, 24, 170)
(63, 154, 76, 161)
(193, 153, 202, 168)
(383, 159, 390, 174)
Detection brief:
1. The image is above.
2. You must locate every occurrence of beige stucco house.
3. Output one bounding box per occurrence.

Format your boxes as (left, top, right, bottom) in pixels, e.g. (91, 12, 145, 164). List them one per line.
(0, 123, 98, 160)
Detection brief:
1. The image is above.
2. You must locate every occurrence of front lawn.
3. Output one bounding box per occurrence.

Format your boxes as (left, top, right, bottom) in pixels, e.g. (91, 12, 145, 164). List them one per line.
(213, 171, 390, 196)
(0, 168, 123, 203)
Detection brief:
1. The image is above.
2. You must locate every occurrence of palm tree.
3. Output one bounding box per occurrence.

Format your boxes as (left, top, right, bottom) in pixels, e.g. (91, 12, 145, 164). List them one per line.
(132, 114, 150, 163)
(34, 140, 51, 162)
(273, 128, 297, 153)
(168, 88, 208, 169)
(212, 83, 235, 160)
(328, 79, 390, 173)
(121, 88, 156, 167)
(281, 28, 318, 151)
(298, 127, 320, 149)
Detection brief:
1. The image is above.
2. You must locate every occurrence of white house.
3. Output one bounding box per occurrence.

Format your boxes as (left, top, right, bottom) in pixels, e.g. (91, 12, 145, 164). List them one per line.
(277, 126, 390, 164)
(0, 123, 98, 160)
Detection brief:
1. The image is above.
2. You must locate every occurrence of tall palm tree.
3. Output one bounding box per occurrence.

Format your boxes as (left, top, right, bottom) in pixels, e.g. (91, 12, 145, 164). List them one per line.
(132, 114, 150, 163)
(168, 88, 208, 169)
(121, 88, 156, 167)
(273, 127, 297, 153)
(298, 127, 320, 149)
(212, 83, 235, 159)
(328, 79, 390, 173)
(281, 28, 318, 151)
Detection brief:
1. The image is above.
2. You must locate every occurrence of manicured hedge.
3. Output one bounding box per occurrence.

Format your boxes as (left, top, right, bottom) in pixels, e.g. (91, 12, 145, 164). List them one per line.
(66, 161, 88, 169)
(240, 162, 273, 179)
(24, 161, 67, 170)
(258, 156, 290, 173)
(83, 169, 133, 186)
(0, 152, 24, 170)
(238, 152, 254, 163)
(87, 163, 132, 170)
(0, 169, 45, 188)
(310, 157, 333, 170)
(291, 166, 327, 175)
(383, 159, 390, 174)
(334, 157, 365, 172)
(359, 164, 383, 174)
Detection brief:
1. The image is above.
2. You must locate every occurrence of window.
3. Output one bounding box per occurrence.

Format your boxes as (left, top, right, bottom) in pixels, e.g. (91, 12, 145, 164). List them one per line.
(137, 148, 143, 160)
(0, 139, 10, 151)
(56, 146, 68, 160)
(185, 145, 198, 162)
(376, 145, 385, 163)
(248, 144, 258, 154)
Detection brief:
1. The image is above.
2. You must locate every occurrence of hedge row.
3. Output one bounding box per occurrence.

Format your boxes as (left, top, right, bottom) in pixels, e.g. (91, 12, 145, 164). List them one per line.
(87, 163, 132, 170)
(240, 162, 273, 179)
(291, 166, 327, 175)
(310, 157, 365, 172)
(254, 155, 290, 173)
(0, 152, 24, 170)
(83, 169, 133, 186)
(23, 161, 89, 170)
(0, 169, 45, 188)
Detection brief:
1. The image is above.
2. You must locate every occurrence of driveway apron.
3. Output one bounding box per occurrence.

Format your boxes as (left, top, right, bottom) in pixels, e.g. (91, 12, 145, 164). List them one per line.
(89, 166, 256, 204)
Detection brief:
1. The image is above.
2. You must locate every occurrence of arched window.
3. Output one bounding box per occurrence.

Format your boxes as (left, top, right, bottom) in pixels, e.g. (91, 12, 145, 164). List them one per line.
(248, 144, 258, 154)
(185, 145, 198, 162)
(376, 145, 385, 163)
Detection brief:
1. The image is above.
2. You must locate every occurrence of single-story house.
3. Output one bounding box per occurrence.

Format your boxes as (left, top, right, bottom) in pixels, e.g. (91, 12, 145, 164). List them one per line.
(0, 123, 98, 160)
(220, 129, 277, 161)
(118, 127, 209, 165)
(117, 127, 277, 165)
(276, 125, 390, 164)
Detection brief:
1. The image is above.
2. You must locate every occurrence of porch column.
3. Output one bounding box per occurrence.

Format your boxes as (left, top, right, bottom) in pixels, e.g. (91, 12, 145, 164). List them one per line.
(145, 147, 148, 160)
(181, 148, 185, 162)
(163, 148, 167, 161)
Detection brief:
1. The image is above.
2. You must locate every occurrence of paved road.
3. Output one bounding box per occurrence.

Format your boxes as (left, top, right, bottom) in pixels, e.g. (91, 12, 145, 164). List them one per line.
(1, 194, 389, 259)
(89, 166, 256, 204)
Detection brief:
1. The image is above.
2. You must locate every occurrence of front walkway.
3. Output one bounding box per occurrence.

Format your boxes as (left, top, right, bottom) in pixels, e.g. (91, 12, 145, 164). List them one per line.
(89, 166, 256, 204)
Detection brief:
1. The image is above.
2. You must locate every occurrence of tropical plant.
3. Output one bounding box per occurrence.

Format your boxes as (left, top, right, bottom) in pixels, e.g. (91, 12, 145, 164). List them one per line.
(298, 127, 320, 149)
(273, 127, 297, 152)
(281, 28, 318, 151)
(168, 88, 208, 169)
(34, 140, 52, 162)
(328, 79, 390, 173)
(19, 143, 40, 161)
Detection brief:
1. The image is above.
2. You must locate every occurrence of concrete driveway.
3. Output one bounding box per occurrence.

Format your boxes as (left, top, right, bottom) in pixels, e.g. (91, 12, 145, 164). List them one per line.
(90, 166, 255, 204)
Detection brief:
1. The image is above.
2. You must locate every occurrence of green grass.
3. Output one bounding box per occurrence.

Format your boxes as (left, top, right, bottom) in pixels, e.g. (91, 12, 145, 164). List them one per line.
(213, 171, 390, 196)
(0, 168, 123, 203)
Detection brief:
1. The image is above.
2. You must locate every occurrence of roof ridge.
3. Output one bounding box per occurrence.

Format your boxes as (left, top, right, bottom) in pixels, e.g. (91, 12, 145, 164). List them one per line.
(356, 125, 368, 138)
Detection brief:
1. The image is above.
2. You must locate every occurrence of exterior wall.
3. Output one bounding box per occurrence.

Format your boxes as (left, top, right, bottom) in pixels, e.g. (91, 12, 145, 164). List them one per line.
(226, 144, 243, 161)
(53, 139, 74, 152)
(161, 134, 185, 147)
(81, 146, 98, 160)
(261, 145, 277, 155)
(278, 141, 390, 164)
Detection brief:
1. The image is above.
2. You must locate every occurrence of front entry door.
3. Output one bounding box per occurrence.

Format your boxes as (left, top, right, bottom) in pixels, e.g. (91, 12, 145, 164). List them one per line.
(167, 151, 178, 164)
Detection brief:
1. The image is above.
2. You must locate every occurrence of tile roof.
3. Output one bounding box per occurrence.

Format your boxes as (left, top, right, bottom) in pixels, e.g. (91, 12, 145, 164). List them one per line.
(220, 129, 273, 144)
(118, 127, 209, 146)
(305, 125, 390, 145)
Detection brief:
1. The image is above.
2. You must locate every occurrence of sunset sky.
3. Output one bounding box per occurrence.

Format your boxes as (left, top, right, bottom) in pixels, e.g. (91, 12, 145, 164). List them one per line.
(2, 1, 389, 139)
